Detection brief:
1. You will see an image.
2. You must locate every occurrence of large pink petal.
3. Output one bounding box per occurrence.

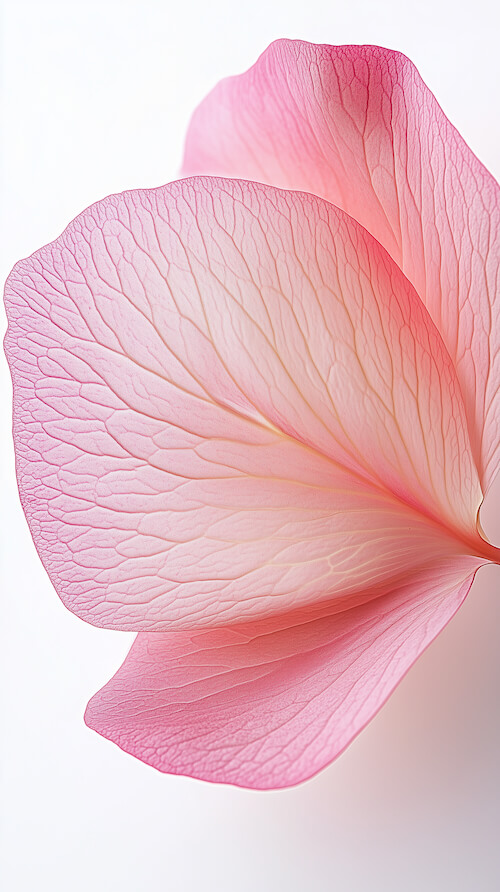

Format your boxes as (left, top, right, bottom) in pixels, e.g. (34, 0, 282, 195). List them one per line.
(183, 41, 500, 492)
(85, 563, 475, 788)
(4, 178, 489, 631)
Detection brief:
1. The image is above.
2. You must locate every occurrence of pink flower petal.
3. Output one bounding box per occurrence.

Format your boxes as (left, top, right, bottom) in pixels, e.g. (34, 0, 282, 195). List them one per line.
(182, 40, 500, 492)
(85, 563, 475, 788)
(4, 178, 489, 631)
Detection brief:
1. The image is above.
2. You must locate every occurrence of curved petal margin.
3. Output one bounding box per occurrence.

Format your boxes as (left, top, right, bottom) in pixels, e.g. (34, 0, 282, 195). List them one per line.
(4, 178, 487, 631)
(85, 563, 476, 788)
(183, 40, 500, 492)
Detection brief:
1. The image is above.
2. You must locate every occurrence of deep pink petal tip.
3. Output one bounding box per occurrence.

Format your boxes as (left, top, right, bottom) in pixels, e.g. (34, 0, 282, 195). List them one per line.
(183, 38, 500, 493)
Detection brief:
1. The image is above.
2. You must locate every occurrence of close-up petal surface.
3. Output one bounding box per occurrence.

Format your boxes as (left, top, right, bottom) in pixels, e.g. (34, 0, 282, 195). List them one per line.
(4, 178, 488, 632)
(85, 564, 475, 788)
(183, 40, 500, 492)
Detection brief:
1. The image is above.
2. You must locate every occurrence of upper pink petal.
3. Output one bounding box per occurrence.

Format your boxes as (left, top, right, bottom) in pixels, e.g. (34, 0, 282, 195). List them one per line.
(85, 562, 475, 788)
(4, 178, 488, 631)
(182, 40, 500, 492)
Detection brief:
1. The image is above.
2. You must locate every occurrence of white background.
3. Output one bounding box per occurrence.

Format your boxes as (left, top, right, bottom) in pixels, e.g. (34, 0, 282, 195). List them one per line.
(1, 1, 500, 889)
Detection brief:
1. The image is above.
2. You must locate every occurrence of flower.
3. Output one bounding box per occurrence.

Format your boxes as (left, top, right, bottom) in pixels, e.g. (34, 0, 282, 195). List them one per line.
(4, 39, 500, 789)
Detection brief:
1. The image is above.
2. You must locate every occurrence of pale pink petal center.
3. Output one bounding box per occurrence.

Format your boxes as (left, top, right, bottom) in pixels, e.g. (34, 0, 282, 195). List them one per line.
(4, 178, 488, 634)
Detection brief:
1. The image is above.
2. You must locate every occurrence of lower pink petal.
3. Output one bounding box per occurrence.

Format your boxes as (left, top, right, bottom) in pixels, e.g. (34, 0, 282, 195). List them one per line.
(85, 563, 475, 788)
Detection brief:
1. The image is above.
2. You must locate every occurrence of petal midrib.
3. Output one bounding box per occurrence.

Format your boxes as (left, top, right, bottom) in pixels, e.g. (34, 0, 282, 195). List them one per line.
(220, 389, 492, 563)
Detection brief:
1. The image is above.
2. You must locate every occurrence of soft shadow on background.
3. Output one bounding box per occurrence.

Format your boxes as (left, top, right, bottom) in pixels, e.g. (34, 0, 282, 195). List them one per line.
(1, 2, 499, 890)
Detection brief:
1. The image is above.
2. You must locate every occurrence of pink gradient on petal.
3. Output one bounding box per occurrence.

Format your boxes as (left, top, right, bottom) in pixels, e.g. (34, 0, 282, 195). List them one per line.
(85, 563, 476, 789)
(4, 178, 488, 633)
(183, 40, 500, 493)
